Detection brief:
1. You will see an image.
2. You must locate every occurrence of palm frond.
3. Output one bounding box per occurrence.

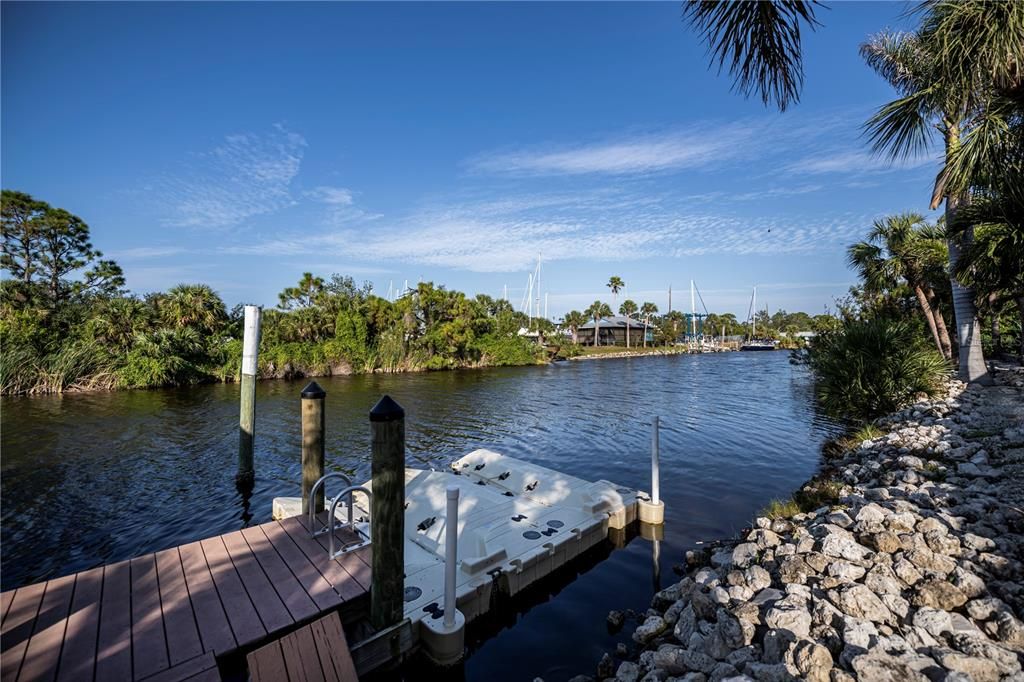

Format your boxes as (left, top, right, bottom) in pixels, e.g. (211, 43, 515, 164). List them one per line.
(863, 86, 939, 161)
(683, 0, 824, 112)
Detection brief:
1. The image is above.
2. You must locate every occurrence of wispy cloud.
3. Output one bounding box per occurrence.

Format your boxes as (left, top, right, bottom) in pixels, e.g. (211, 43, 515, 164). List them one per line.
(786, 150, 936, 175)
(108, 246, 187, 260)
(305, 186, 354, 205)
(159, 125, 306, 228)
(468, 123, 761, 176)
(219, 189, 868, 273)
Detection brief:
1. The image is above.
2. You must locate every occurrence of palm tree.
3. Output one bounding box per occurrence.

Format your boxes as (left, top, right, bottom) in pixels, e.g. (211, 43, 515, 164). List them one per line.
(619, 299, 638, 348)
(847, 214, 953, 360)
(951, 199, 1024, 360)
(562, 310, 586, 344)
(860, 27, 994, 382)
(682, 0, 824, 112)
(606, 277, 624, 309)
(585, 300, 612, 347)
(640, 302, 658, 348)
(161, 284, 227, 334)
(664, 310, 686, 342)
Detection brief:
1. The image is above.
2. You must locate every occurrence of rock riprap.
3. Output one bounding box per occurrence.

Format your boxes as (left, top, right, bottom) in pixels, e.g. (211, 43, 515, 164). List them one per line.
(585, 367, 1024, 682)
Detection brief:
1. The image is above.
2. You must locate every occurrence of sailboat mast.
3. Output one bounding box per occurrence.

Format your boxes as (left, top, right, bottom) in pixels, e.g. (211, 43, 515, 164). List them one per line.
(752, 286, 757, 338)
(690, 280, 696, 337)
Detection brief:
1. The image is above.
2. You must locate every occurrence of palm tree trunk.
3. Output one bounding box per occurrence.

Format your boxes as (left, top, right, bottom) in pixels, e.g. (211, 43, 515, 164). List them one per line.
(913, 285, 946, 359)
(594, 318, 599, 347)
(1017, 296, 1024, 361)
(924, 287, 953, 360)
(626, 322, 630, 348)
(942, 125, 988, 384)
(988, 293, 1000, 355)
(643, 319, 649, 348)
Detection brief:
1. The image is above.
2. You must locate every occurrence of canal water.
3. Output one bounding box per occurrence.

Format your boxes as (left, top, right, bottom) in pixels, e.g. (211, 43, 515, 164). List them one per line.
(0, 351, 840, 680)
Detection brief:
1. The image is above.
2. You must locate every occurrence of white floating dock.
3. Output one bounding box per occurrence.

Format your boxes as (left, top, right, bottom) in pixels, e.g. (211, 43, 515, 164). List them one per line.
(273, 448, 650, 663)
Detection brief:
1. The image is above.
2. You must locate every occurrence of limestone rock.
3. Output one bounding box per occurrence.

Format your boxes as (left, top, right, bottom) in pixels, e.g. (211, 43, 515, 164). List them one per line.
(634, 615, 668, 644)
(829, 584, 893, 624)
(912, 580, 967, 610)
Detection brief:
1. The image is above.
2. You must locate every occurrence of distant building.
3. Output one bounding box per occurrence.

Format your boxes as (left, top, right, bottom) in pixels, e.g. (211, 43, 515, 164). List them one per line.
(577, 316, 652, 346)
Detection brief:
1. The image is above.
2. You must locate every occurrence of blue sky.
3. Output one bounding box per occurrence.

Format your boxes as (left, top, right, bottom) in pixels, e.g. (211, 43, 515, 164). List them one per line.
(2, 1, 938, 318)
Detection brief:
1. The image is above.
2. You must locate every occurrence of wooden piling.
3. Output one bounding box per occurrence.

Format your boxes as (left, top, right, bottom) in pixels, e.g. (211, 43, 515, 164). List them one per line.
(238, 305, 261, 482)
(301, 381, 327, 516)
(369, 394, 405, 630)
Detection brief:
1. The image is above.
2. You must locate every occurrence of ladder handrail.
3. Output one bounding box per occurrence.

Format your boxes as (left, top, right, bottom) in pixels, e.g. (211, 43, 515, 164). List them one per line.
(328, 486, 373, 558)
(307, 472, 353, 535)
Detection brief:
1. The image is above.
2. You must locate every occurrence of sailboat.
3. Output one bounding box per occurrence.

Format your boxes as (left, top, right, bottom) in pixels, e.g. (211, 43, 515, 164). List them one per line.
(740, 286, 777, 351)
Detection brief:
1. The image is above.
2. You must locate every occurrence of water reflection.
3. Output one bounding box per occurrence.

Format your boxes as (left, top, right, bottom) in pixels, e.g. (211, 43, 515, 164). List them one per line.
(1, 352, 840, 680)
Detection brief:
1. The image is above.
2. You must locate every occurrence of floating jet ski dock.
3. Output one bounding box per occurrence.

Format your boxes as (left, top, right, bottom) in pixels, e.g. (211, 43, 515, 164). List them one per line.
(273, 447, 663, 668)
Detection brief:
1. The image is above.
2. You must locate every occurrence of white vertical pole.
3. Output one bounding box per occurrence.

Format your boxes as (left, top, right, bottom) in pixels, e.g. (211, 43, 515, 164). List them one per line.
(651, 416, 660, 506)
(444, 486, 459, 628)
(690, 280, 696, 338)
(544, 292, 549, 321)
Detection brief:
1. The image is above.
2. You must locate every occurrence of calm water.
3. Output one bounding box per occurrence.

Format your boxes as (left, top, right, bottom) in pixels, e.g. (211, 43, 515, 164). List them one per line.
(0, 351, 840, 680)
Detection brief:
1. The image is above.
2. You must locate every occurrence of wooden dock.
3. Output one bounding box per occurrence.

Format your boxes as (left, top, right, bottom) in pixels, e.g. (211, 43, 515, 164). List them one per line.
(1, 516, 371, 682)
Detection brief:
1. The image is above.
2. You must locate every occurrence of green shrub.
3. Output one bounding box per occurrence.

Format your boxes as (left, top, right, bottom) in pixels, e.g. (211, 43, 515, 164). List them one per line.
(806, 317, 950, 421)
(761, 498, 801, 519)
(474, 333, 542, 366)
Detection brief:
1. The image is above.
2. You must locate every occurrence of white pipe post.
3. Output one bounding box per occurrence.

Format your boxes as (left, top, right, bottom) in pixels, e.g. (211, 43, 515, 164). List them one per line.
(651, 416, 660, 506)
(444, 486, 459, 628)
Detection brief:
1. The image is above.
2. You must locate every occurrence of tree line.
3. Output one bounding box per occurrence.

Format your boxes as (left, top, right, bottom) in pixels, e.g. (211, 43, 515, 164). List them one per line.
(0, 191, 550, 395)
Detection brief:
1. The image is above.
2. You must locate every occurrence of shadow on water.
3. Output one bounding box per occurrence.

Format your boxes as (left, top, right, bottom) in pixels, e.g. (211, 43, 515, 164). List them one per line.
(0, 352, 841, 680)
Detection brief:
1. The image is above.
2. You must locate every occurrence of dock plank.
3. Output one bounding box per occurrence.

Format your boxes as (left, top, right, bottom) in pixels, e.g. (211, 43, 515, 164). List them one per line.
(178, 542, 235, 655)
(1, 582, 47, 682)
(198, 537, 265, 647)
(279, 517, 370, 597)
(219, 531, 292, 634)
(131, 555, 170, 679)
(56, 566, 103, 682)
(138, 650, 218, 682)
(239, 526, 318, 623)
(19, 572, 76, 682)
(280, 625, 325, 682)
(155, 548, 203, 666)
(95, 560, 133, 682)
(309, 613, 357, 682)
(1, 590, 15, 624)
(247, 640, 289, 682)
(260, 523, 342, 612)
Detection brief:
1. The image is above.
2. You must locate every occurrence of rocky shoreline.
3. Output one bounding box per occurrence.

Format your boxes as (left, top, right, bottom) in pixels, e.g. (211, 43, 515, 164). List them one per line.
(583, 366, 1024, 682)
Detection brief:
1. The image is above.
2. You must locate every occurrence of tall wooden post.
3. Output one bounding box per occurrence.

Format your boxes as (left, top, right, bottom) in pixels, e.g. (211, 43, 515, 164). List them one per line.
(369, 394, 405, 630)
(237, 305, 261, 483)
(301, 381, 326, 516)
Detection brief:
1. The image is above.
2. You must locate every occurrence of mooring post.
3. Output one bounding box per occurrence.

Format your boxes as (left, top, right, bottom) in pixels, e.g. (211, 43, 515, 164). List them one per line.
(369, 395, 405, 630)
(301, 381, 327, 516)
(443, 486, 459, 628)
(421, 483, 466, 665)
(638, 415, 665, 525)
(237, 304, 261, 483)
(651, 415, 660, 506)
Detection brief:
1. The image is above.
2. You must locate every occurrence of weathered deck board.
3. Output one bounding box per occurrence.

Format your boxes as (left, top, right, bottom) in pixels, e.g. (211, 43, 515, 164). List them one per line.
(247, 612, 357, 682)
(177, 541, 235, 656)
(131, 554, 170, 679)
(155, 548, 203, 667)
(0, 516, 370, 682)
(239, 526, 318, 622)
(1, 581, 47, 682)
(19, 573, 76, 682)
(95, 561, 133, 681)
(56, 566, 103, 682)
(259, 523, 341, 612)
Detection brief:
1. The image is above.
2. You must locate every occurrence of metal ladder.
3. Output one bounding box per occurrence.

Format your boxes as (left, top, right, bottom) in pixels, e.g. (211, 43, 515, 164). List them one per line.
(307, 473, 373, 560)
